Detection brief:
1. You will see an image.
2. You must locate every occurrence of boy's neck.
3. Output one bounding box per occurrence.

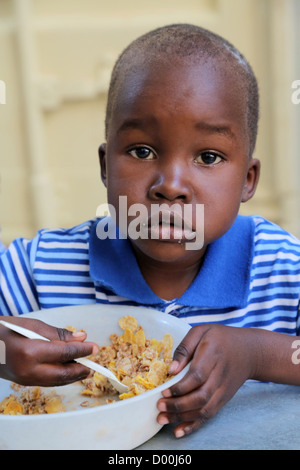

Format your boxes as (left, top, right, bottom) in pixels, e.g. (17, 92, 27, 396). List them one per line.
(132, 247, 205, 301)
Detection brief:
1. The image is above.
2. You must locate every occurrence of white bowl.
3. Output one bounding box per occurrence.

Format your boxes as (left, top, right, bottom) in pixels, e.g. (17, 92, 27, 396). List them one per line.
(0, 304, 191, 450)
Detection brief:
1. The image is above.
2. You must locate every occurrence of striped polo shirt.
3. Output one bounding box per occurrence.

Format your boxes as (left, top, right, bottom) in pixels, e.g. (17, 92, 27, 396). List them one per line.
(0, 241, 5, 255)
(0, 215, 299, 335)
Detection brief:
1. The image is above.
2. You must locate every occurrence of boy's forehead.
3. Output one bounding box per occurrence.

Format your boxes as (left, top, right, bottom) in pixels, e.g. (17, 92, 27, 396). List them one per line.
(111, 57, 248, 139)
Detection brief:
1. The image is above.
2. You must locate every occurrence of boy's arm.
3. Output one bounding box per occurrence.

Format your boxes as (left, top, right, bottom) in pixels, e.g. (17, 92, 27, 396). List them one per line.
(250, 326, 300, 384)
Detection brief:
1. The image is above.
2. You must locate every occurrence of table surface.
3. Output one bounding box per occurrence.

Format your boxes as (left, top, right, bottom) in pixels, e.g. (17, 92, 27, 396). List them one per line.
(138, 381, 300, 450)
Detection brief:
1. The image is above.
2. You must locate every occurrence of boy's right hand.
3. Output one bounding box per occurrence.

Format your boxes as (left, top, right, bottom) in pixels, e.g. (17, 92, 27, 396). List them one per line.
(0, 317, 99, 387)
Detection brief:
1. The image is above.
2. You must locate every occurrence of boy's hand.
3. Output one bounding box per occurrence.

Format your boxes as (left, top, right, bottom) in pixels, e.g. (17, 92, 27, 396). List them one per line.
(0, 317, 99, 387)
(157, 324, 259, 438)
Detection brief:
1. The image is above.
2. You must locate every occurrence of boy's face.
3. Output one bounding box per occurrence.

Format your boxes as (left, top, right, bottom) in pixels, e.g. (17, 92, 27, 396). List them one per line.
(99, 58, 260, 265)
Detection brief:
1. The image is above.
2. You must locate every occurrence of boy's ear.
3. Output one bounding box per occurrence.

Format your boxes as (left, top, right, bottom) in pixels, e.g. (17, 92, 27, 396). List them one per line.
(241, 158, 261, 203)
(98, 143, 107, 187)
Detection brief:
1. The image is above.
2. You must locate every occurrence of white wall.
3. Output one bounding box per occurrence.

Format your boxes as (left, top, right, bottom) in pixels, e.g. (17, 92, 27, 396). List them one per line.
(0, 0, 299, 245)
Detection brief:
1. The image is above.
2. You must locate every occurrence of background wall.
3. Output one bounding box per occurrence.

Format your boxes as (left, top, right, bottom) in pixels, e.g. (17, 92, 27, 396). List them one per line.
(0, 0, 299, 246)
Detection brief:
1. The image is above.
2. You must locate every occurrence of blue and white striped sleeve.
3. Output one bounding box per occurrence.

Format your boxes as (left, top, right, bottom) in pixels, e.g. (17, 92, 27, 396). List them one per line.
(0, 235, 40, 316)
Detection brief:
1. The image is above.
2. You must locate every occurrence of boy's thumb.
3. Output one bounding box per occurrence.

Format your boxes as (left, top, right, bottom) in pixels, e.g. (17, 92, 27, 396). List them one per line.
(169, 335, 193, 375)
(170, 325, 207, 375)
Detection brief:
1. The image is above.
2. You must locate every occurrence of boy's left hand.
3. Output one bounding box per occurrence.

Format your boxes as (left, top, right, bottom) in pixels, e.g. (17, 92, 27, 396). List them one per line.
(157, 324, 259, 438)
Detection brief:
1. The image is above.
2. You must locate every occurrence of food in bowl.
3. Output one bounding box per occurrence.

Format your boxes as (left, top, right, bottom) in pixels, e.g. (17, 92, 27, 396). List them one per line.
(82, 314, 173, 400)
(0, 304, 191, 450)
(0, 315, 173, 415)
(0, 384, 66, 415)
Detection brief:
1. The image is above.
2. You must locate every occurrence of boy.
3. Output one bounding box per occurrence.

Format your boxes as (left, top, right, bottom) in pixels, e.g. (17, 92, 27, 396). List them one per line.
(0, 24, 300, 439)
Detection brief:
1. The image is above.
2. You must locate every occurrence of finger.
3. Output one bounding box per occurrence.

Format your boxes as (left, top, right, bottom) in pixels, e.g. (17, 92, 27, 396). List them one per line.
(20, 341, 97, 386)
(173, 421, 202, 439)
(158, 379, 238, 438)
(0, 318, 81, 342)
(39, 325, 88, 343)
(163, 342, 217, 399)
(2, 340, 94, 387)
(55, 328, 99, 354)
(171, 325, 212, 374)
(157, 363, 226, 428)
(164, 364, 209, 398)
(158, 381, 214, 416)
(157, 378, 215, 430)
(33, 324, 99, 354)
(172, 385, 233, 438)
(1, 317, 91, 344)
(157, 396, 213, 437)
(55, 327, 87, 342)
(29, 339, 98, 364)
(21, 361, 92, 387)
(35, 325, 99, 354)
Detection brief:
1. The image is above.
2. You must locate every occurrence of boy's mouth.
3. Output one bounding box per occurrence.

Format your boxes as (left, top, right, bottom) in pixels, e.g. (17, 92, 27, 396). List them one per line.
(144, 209, 196, 242)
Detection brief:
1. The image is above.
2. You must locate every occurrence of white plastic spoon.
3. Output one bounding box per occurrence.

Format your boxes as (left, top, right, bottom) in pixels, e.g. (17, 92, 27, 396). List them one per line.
(0, 320, 128, 393)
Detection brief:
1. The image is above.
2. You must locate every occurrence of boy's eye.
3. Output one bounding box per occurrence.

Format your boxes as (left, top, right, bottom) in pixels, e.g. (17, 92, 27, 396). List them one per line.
(128, 147, 155, 160)
(195, 152, 223, 166)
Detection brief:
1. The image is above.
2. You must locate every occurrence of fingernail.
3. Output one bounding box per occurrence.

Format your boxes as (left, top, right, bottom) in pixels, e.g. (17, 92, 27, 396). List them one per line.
(158, 416, 169, 425)
(169, 360, 180, 374)
(175, 429, 185, 438)
(157, 401, 167, 412)
(184, 426, 192, 436)
(91, 344, 99, 355)
(72, 331, 85, 338)
(162, 388, 172, 398)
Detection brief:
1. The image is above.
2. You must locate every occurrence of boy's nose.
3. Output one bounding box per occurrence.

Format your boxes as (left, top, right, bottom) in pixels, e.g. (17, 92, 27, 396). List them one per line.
(148, 160, 193, 202)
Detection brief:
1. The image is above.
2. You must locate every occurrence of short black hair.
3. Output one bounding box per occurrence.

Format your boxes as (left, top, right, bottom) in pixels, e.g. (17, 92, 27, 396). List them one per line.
(105, 23, 259, 156)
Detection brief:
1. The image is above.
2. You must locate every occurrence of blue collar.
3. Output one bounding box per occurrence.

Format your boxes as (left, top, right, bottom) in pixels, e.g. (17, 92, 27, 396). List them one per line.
(89, 215, 255, 308)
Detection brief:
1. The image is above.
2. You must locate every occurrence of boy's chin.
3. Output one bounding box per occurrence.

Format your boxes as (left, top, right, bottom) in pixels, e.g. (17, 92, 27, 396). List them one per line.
(130, 238, 204, 263)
